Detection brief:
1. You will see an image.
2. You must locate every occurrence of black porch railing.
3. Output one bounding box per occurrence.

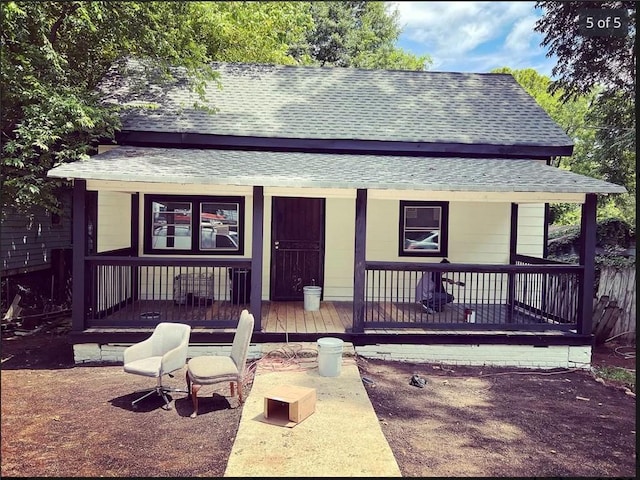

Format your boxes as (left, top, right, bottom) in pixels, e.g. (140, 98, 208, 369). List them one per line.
(364, 257, 583, 331)
(84, 256, 252, 328)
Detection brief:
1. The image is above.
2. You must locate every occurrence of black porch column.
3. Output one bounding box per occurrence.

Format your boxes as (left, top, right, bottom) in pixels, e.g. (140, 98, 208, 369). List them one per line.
(352, 189, 367, 333)
(250, 186, 264, 330)
(578, 193, 597, 336)
(130, 193, 139, 301)
(506, 203, 519, 323)
(71, 179, 87, 332)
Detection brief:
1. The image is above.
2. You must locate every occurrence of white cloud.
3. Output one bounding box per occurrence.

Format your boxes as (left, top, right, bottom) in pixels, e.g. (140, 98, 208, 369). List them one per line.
(390, 1, 555, 76)
(504, 15, 539, 52)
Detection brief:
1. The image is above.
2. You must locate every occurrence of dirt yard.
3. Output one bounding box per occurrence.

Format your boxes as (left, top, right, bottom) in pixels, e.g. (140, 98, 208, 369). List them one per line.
(1, 319, 636, 477)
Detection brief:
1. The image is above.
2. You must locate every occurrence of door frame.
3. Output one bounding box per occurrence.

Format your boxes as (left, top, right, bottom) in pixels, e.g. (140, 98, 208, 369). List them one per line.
(269, 196, 326, 301)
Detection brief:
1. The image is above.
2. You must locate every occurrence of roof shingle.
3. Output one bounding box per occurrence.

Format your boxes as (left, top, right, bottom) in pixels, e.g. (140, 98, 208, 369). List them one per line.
(99, 60, 573, 150)
(48, 147, 625, 195)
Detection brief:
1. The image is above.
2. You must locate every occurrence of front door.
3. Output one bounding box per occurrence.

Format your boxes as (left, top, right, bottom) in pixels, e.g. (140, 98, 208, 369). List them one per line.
(270, 197, 325, 301)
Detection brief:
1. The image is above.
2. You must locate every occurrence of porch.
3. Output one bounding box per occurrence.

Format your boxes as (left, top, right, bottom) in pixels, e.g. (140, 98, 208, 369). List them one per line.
(69, 253, 592, 348)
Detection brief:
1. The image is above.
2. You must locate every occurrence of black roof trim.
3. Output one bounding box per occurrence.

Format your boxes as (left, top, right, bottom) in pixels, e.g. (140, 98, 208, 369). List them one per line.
(115, 131, 573, 159)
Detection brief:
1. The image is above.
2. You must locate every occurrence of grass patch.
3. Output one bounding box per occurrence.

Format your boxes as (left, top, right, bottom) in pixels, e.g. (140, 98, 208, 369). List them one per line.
(593, 365, 636, 392)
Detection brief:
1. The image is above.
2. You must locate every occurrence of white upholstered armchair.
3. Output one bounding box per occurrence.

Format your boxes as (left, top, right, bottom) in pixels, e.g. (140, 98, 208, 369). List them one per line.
(123, 322, 191, 410)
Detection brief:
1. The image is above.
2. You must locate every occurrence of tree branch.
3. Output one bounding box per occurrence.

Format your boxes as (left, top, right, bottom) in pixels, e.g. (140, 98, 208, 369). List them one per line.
(49, 3, 80, 45)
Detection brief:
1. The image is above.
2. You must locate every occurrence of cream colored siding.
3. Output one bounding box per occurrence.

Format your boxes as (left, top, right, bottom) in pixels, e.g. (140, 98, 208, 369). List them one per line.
(516, 203, 545, 257)
(366, 200, 511, 264)
(447, 202, 511, 264)
(323, 198, 355, 300)
(97, 191, 132, 253)
(95, 191, 134, 312)
(365, 200, 513, 304)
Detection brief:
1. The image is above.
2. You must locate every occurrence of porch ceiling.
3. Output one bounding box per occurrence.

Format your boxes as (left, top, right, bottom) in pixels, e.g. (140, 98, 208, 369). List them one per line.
(47, 146, 626, 196)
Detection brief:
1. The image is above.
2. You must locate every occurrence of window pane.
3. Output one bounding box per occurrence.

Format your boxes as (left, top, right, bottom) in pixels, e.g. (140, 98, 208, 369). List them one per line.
(404, 230, 440, 252)
(200, 202, 239, 251)
(151, 201, 192, 249)
(404, 206, 440, 229)
(403, 206, 441, 253)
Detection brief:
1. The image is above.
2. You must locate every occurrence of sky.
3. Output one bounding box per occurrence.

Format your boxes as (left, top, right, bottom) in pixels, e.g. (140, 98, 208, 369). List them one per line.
(391, 1, 558, 77)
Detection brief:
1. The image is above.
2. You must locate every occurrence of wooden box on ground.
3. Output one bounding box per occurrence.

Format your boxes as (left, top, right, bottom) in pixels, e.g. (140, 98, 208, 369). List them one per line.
(262, 385, 316, 427)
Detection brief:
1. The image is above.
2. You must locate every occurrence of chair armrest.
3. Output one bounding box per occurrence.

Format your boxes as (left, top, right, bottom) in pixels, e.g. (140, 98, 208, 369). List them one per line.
(123, 338, 154, 364)
(160, 342, 189, 375)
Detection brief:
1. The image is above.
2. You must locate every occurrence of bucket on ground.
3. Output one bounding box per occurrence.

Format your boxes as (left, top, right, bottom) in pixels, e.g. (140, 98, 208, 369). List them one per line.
(303, 285, 322, 311)
(317, 337, 344, 377)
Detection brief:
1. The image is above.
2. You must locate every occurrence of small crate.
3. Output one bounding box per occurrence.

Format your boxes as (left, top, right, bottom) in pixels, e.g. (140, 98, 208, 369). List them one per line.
(262, 385, 316, 427)
(173, 273, 214, 305)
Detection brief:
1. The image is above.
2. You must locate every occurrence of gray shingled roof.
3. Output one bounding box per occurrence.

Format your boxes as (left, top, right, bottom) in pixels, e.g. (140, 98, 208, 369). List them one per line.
(98, 60, 573, 148)
(47, 147, 625, 195)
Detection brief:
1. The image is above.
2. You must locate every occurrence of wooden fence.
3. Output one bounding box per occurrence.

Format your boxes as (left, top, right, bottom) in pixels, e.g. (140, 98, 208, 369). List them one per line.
(595, 266, 636, 342)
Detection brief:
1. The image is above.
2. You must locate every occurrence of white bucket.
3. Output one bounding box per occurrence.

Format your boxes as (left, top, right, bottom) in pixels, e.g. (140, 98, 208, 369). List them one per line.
(317, 337, 344, 377)
(303, 286, 322, 311)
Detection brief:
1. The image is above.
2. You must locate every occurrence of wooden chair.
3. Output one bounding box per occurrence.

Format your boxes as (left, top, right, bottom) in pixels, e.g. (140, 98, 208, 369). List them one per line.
(185, 309, 254, 418)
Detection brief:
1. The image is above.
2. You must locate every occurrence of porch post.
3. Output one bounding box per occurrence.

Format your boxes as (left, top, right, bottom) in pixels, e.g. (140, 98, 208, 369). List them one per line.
(250, 186, 264, 330)
(577, 193, 597, 336)
(352, 188, 367, 333)
(130, 193, 139, 301)
(506, 203, 518, 323)
(71, 179, 87, 332)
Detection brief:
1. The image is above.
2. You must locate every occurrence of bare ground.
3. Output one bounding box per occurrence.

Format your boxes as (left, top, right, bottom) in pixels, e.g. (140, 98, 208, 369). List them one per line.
(1, 317, 636, 477)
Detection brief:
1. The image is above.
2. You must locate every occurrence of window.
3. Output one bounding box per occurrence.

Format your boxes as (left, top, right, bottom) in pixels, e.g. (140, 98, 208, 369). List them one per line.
(399, 201, 448, 257)
(144, 195, 244, 255)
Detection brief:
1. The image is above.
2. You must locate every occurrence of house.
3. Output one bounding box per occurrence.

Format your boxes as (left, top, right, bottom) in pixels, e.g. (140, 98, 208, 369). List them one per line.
(47, 59, 626, 367)
(1, 192, 73, 312)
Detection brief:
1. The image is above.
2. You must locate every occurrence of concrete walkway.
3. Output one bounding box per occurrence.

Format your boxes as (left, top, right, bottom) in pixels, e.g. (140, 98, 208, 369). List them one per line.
(224, 343, 401, 477)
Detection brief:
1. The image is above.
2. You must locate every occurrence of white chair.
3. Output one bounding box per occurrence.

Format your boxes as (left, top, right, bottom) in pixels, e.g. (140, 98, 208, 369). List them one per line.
(186, 309, 254, 418)
(123, 322, 191, 410)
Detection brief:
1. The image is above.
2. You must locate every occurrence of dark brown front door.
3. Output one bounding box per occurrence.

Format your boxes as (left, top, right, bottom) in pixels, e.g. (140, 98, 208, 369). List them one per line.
(270, 197, 325, 301)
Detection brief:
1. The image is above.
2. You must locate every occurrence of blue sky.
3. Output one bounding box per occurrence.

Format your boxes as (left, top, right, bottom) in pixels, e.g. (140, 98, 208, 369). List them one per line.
(391, 1, 558, 77)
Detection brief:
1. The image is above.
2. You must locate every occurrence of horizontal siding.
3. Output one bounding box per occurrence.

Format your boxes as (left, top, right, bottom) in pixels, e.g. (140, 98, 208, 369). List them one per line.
(323, 198, 355, 300)
(98, 191, 132, 253)
(366, 200, 511, 265)
(517, 203, 545, 257)
(1, 197, 72, 274)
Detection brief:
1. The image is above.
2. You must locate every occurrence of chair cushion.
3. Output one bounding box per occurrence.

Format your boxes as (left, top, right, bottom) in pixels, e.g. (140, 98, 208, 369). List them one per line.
(187, 355, 239, 384)
(123, 356, 162, 377)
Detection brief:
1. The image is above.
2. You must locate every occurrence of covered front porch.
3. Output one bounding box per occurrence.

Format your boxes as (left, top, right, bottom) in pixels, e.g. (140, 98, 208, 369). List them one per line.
(67, 176, 608, 352)
(70, 251, 593, 348)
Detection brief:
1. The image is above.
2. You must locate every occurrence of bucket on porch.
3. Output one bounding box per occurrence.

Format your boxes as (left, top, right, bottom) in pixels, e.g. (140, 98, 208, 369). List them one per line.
(317, 337, 344, 377)
(464, 308, 476, 323)
(303, 285, 322, 311)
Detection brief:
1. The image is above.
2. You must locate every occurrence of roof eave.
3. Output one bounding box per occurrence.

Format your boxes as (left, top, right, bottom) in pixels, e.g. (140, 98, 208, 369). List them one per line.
(115, 131, 574, 159)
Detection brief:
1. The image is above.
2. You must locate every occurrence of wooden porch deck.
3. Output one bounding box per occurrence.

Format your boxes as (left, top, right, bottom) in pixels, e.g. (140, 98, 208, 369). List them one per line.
(262, 301, 352, 334)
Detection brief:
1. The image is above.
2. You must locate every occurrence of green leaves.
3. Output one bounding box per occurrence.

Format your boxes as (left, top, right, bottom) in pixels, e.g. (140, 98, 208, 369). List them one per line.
(288, 1, 430, 70)
(1, 1, 219, 214)
(1, 1, 431, 217)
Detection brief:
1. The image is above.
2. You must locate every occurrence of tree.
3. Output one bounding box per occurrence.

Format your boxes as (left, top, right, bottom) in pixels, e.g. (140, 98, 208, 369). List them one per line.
(1, 1, 428, 216)
(1, 1, 220, 215)
(534, 1, 636, 101)
(534, 1, 636, 224)
(191, 2, 312, 65)
(288, 1, 430, 70)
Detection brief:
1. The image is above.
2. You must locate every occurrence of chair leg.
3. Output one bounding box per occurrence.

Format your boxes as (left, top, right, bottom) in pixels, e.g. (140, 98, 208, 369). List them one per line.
(230, 381, 235, 398)
(237, 381, 244, 404)
(131, 387, 159, 408)
(159, 390, 173, 410)
(190, 383, 202, 418)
